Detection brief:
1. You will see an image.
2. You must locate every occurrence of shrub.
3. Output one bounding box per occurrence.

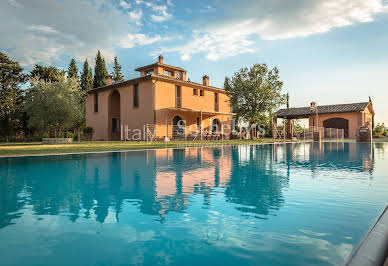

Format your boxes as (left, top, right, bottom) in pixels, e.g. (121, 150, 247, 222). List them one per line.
(83, 126, 94, 134)
(373, 124, 385, 137)
(66, 132, 74, 138)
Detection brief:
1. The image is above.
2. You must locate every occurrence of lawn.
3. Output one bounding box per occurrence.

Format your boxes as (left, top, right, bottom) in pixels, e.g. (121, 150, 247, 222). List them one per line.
(0, 139, 278, 157)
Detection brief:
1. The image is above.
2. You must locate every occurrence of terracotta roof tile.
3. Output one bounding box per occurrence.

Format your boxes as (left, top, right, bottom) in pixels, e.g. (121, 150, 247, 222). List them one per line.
(276, 102, 370, 118)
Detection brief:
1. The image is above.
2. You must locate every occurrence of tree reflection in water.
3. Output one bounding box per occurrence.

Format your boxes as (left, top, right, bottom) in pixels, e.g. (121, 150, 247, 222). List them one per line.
(0, 143, 379, 227)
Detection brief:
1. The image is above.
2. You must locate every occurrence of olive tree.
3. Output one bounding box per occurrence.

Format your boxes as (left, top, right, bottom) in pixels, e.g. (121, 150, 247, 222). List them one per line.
(24, 77, 85, 137)
(224, 63, 286, 135)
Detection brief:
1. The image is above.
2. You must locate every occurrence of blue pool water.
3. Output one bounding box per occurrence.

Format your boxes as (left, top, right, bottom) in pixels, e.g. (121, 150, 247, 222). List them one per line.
(1, 142, 388, 265)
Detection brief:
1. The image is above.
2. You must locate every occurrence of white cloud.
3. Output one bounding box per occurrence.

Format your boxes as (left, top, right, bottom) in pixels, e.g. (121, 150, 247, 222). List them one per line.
(252, 0, 388, 40)
(156, 20, 256, 61)
(8, 0, 23, 8)
(128, 9, 143, 26)
(119, 33, 164, 48)
(0, 0, 138, 66)
(119, 0, 131, 10)
(145, 2, 172, 22)
(27, 25, 59, 35)
(159, 0, 388, 60)
(166, 0, 174, 7)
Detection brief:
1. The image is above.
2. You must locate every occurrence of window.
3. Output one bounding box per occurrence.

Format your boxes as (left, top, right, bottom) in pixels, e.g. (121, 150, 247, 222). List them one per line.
(175, 86, 181, 108)
(177, 71, 183, 80)
(163, 69, 173, 76)
(133, 84, 139, 108)
(193, 88, 197, 95)
(112, 118, 119, 133)
(200, 90, 204, 96)
(214, 92, 219, 112)
(145, 70, 154, 76)
(94, 93, 98, 112)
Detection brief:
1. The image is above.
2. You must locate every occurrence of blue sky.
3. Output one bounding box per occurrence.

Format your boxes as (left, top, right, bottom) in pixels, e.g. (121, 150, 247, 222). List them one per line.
(1, 0, 388, 124)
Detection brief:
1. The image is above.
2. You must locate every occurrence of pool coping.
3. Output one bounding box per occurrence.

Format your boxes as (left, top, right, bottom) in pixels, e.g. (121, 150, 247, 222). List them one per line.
(347, 204, 388, 266)
(0, 140, 366, 159)
(0, 141, 302, 158)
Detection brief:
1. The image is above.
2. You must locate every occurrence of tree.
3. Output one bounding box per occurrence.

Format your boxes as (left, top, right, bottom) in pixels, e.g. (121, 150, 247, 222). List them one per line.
(80, 59, 93, 91)
(68, 58, 78, 79)
(102, 58, 109, 78)
(369, 96, 374, 130)
(88, 68, 93, 89)
(286, 93, 290, 108)
(24, 77, 85, 137)
(93, 50, 108, 88)
(374, 123, 385, 138)
(30, 64, 65, 82)
(224, 63, 286, 130)
(112, 56, 124, 83)
(0, 52, 26, 139)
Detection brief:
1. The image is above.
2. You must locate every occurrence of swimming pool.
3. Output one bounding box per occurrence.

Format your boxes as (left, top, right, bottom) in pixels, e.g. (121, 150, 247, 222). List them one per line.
(1, 142, 388, 265)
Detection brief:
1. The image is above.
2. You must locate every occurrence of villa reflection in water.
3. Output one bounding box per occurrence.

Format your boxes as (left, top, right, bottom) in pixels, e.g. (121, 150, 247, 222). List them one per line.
(0, 142, 380, 227)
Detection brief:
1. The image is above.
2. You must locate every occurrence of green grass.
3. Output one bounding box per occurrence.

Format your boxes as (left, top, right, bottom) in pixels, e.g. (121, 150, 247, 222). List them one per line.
(0, 139, 280, 157)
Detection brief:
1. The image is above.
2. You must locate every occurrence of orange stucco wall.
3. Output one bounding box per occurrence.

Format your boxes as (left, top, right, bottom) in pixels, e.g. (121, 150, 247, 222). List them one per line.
(86, 80, 155, 140)
(154, 79, 233, 139)
(86, 76, 233, 140)
(86, 89, 111, 140)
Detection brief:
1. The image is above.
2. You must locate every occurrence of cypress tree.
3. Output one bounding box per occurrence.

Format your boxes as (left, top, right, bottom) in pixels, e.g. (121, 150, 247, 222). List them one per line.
(112, 56, 124, 83)
(68, 58, 78, 79)
(102, 58, 108, 78)
(286, 93, 290, 108)
(369, 96, 374, 130)
(87, 67, 93, 90)
(93, 50, 107, 88)
(80, 59, 93, 91)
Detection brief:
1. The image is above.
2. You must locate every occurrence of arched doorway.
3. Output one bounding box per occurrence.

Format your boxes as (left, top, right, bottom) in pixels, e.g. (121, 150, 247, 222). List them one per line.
(323, 117, 349, 138)
(110, 90, 120, 140)
(212, 118, 221, 133)
(172, 115, 185, 139)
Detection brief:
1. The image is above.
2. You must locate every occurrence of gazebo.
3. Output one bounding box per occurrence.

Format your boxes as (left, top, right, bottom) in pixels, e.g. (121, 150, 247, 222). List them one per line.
(273, 102, 374, 139)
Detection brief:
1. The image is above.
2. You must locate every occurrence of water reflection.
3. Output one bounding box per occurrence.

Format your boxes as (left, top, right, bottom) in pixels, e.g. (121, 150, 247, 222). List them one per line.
(274, 142, 375, 175)
(0, 143, 380, 228)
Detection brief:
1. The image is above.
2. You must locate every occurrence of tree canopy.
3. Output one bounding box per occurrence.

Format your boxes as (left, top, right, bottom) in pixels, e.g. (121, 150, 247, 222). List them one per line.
(93, 50, 108, 88)
(0, 52, 26, 139)
(30, 64, 65, 82)
(68, 58, 78, 79)
(112, 56, 124, 83)
(224, 63, 285, 127)
(24, 77, 85, 136)
(80, 59, 93, 91)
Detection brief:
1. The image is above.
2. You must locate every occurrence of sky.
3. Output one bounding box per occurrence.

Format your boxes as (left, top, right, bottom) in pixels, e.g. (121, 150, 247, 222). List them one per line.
(1, 0, 388, 124)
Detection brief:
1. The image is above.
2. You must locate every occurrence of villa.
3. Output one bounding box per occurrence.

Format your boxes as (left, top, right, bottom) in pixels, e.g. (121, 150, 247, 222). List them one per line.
(86, 56, 235, 141)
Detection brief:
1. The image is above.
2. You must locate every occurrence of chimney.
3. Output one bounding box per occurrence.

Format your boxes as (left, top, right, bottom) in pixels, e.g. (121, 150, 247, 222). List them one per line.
(202, 75, 209, 86)
(106, 75, 113, 85)
(158, 55, 164, 64)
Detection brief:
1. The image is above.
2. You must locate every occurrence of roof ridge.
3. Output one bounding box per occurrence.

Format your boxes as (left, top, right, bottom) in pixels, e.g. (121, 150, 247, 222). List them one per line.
(279, 102, 369, 110)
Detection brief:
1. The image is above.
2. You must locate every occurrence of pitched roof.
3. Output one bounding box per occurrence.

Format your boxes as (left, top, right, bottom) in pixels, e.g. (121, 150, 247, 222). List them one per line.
(87, 73, 226, 94)
(135, 62, 186, 72)
(276, 102, 371, 118)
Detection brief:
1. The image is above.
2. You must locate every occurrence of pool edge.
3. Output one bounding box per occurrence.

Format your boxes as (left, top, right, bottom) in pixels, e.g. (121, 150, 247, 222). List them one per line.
(0, 141, 302, 159)
(347, 204, 388, 266)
